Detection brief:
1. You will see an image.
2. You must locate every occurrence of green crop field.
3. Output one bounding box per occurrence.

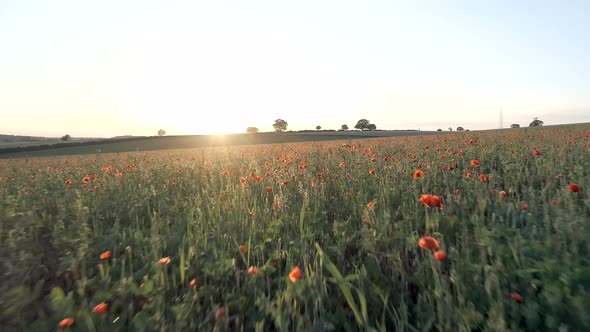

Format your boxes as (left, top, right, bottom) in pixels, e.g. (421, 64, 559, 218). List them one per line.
(1, 124, 589, 331)
(0, 131, 435, 160)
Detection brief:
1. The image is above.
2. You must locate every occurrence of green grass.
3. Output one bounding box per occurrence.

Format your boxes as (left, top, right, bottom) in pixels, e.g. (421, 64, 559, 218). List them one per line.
(0, 124, 589, 331)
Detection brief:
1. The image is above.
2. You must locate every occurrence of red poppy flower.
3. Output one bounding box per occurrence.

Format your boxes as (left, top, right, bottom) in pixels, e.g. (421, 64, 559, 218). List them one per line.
(568, 183, 580, 192)
(189, 278, 197, 287)
(413, 170, 425, 180)
(418, 236, 440, 251)
(369, 169, 375, 175)
(239, 245, 246, 253)
(93, 303, 108, 316)
(99, 250, 111, 260)
(247, 266, 259, 274)
(159, 257, 171, 265)
(58, 318, 75, 328)
(419, 194, 444, 209)
(289, 266, 302, 283)
(65, 179, 72, 185)
(470, 160, 480, 166)
(215, 307, 226, 319)
(511, 292, 523, 303)
(434, 250, 447, 261)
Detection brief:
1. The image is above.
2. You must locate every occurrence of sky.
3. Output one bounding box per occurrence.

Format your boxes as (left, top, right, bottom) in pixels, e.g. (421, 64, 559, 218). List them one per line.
(1, 0, 589, 137)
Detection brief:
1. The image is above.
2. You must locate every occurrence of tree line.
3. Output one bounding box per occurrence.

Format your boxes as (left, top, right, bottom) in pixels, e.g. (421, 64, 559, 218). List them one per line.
(151, 117, 545, 137)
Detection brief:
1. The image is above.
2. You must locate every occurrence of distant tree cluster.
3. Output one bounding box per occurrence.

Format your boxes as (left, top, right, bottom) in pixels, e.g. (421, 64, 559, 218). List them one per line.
(529, 118, 543, 127)
(273, 119, 288, 132)
(157, 129, 166, 136)
(355, 119, 377, 131)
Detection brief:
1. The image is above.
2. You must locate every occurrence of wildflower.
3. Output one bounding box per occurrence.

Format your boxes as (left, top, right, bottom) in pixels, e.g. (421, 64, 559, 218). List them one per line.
(369, 169, 375, 175)
(479, 174, 487, 182)
(82, 176, 91, 183)
(520, 204, 528, 211)
(532, 150, 542, 156)
(413, 170, 425, 180)
(99, 250, 112, 260)
(247, 266, 259, 274)
(159, 257, 171, 265)
(419, 194, 444, 209)
(466, 172, 472, 179)
(551, 199, 559, 205)
(289, 266, 302, 283)
(470, 160, 480, 166)
(568, 183, 580, 193)
(93, 302, 108, 316)
(510, 292, 523, 303)
(189, 278, 197, 287)
(239, 245, 246, 253)
(265, 186, 272, 192)
(58, 318, 75, 328)
(418, 236, 440, 251)
(367, 201, 374, 209)
(240, 177, 247, 183)
(222, 170, 230, 175)
(362, 218, 369, 225)
(215, 307, 226, 319)
(499, 191, 506, 197)
(434, 250, 447, 261)
(65, 179, 72, 185)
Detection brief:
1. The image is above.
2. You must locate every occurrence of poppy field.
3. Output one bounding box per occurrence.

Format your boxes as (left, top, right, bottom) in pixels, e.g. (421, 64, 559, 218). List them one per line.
(1, 125, 589, 331)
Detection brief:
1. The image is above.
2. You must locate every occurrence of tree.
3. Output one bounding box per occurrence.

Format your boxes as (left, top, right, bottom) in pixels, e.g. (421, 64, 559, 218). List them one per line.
(354, 119, 370, 130)
(510, 124, 520, 128)
(158, 129, 166, 136)
(529, 118, 543, 127)
(273, 119, 288, 132)
(437, 129, 443, 132)
(456, 126, 465, 132)
(448, 127, 453, 131)
(367, 123, 377, 131)
(60, 134, 71, 141)
(246, 127, 259, 134)
(316, 125, 322, 131)
(341, 124, 349, 131)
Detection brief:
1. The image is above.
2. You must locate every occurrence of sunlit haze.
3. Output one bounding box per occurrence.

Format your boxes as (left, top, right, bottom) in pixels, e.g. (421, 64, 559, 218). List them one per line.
(1, 1, 589, 137)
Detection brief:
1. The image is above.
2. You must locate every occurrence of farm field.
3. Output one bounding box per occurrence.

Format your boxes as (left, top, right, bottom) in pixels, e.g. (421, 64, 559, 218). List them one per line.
(0, 131, 436, 159)
(1, 125, 589, 331)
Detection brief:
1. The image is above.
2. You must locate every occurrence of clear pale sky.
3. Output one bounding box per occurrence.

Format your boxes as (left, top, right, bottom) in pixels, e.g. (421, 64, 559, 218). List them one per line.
(1, 1, 589, 137)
